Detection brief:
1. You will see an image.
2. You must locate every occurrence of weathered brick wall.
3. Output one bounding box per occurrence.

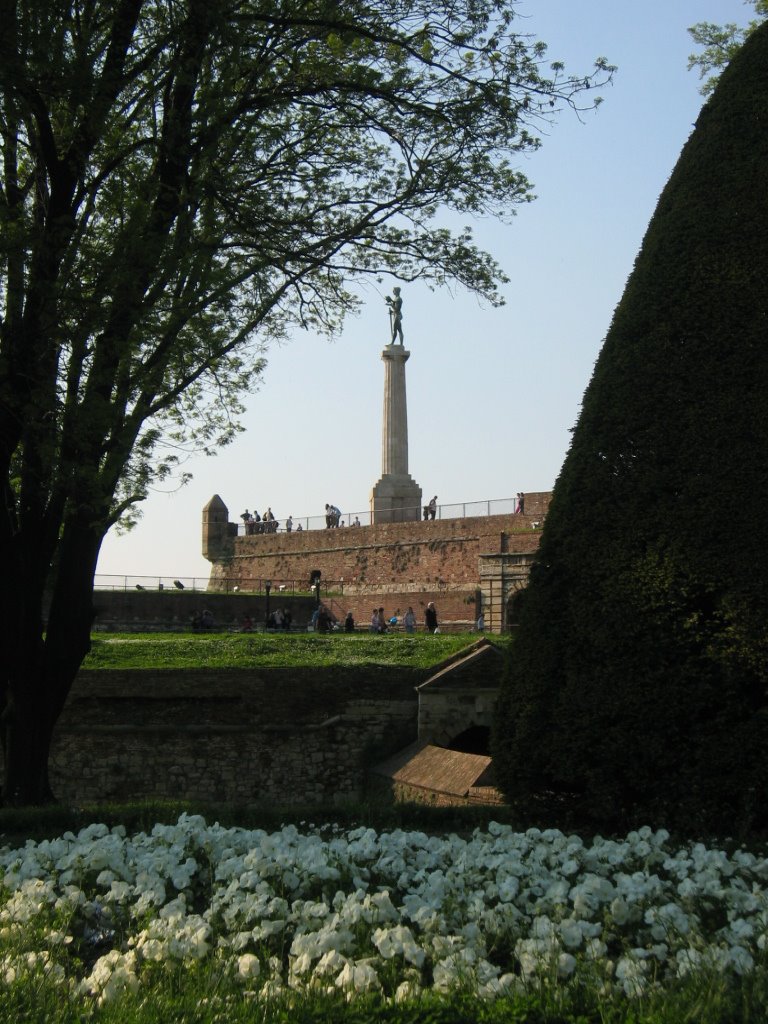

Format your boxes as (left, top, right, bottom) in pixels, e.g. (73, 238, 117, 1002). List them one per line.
(48, 667, 420, 805)
(331, 590, 478, 633)
(208, 497, 551, 594)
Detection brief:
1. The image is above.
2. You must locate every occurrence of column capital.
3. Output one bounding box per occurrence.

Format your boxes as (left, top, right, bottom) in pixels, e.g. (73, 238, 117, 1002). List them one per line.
(381, 344, 410, 363)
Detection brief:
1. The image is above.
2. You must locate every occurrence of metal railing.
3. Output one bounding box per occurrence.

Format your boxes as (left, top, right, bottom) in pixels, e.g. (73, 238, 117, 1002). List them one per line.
(93, 575, 345, 596)
(237, 495, 525, 535)
(93, 575, 211, 592)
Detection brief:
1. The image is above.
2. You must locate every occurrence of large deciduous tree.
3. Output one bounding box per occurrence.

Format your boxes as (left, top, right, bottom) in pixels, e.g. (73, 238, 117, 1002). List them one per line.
(0, 0, 611, 804)
(493, 22, 768, 836)
(688, 0, 767, 94)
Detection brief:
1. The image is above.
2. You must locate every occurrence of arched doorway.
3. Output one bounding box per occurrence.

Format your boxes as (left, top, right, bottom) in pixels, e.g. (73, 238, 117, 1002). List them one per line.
(447, 725, 491, 756)
(505, 584, 527, 630)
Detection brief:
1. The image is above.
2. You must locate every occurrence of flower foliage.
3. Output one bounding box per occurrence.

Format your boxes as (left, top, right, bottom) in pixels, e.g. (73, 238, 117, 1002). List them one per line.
(1, 815, 767, 1008)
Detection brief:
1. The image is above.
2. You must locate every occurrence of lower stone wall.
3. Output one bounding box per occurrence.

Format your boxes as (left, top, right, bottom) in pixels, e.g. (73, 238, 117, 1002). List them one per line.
(87, 587, 478, 633)
(49, 667, 420, 805)
(89, 591, 316, 632)
(370, 780, 504, 808)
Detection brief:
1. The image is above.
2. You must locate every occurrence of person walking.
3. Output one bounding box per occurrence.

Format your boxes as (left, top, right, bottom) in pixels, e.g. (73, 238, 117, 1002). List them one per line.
(404, 606, 416, 633)
(425, 602, 438, 633)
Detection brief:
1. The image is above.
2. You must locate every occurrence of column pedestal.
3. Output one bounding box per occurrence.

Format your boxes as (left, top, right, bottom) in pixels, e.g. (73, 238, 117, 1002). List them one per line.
(370, 473, 423, 523)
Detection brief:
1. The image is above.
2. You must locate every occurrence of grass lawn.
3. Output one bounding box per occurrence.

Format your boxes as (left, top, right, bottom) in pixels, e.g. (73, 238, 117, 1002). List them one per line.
(82, 631, 507, 670)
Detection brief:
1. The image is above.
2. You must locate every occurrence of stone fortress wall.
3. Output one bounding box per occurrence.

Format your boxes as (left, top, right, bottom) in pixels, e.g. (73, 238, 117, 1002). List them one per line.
(204, 493, 552, 631)
(48, 667, 421, 805)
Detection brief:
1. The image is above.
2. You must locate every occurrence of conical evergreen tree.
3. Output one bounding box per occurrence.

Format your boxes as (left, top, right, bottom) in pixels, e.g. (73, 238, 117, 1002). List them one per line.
(493, 23, 768, 835)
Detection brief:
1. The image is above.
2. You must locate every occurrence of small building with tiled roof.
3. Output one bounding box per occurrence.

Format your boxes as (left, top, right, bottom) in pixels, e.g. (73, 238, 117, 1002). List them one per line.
(374, 637, 506, 806)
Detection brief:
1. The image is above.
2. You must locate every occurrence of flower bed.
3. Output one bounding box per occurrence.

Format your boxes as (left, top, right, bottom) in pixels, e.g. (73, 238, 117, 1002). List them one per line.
(1, 814, 766, 1008)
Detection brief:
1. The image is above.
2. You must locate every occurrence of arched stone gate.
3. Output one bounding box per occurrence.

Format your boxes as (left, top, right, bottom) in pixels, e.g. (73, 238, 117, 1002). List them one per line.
(478, 551, 536, 632)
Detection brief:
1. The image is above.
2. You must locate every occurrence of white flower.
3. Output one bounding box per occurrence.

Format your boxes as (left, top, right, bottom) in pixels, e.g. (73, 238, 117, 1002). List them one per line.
(372, 925, 425, 967)
(727, 945, 754, 975)
(615, 954, 648, 997)
(610, 897, 630, 926)
(236, 953, 261, 980)
(559, 918, 584, 950)
(80, 950, 139, 1005)
(335, 960, 381, 993)
(395, 978, 421, 1001)
(557, 952, 577, 978)
(314, 950, 349, 977)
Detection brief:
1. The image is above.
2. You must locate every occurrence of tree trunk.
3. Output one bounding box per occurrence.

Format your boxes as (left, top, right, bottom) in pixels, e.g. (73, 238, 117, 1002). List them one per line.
(2, 682, 61, 805)
(1, 518, 101, 806)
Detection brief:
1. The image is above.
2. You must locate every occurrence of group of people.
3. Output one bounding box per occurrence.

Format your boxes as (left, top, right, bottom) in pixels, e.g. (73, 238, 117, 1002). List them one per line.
(241, 508, 279, 534)
(267, 607, 292, 630)
(366, 603, 438, 634)
(324, 503, 341, 528)
(422, 495, 437, 520)
(239, 608, 292, 631)
(310, 604, 337, 633)
(369, 607, 394, 633)
(193, 602, 446, 634)
(323, 504, 363, 528)
(241, 492, 523, 533)
(191, 608, 216, 631)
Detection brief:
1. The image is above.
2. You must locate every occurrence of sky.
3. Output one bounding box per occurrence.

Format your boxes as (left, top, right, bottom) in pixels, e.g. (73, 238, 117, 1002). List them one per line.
(96, 0, 752, 586)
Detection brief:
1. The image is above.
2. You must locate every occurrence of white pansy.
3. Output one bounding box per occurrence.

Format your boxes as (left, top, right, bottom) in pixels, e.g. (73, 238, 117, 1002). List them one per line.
(335, 959, 380, 993)
(80, 949, 139, 1005)
(314, 949, 349, 977)
(236, 953, 261, 980)
(675, 947, 702, 977)
(394, 977, 421, 1001)
(557, 952, 577, 978)
(559, 918, 584, 949)
(727, 945, 754, 975)
(2, 814, 768, 1003)
(615, 954, 648, 997)
(372, 924, 425, 967)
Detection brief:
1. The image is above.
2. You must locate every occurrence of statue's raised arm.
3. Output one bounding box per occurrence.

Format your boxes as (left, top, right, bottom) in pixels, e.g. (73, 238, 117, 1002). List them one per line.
(385, 287, 404, 344)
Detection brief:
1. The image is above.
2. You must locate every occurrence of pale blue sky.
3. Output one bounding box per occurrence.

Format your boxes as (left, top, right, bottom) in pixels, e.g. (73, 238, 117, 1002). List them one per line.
(97, 0, 751, 583)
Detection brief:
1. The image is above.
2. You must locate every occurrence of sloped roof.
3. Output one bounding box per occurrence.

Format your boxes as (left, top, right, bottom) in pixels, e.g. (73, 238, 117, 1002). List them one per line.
(374, 739, 492, 797)
(203, 493, 228, 512)
(416, 637, 504, 693)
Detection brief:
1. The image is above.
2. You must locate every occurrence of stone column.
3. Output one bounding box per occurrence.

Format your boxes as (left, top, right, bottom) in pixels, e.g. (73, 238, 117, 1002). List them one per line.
(381, 344, 410, 476)
(370, 343, 422, 523)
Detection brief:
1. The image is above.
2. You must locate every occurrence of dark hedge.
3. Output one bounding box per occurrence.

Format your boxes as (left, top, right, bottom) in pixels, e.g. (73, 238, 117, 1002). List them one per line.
(493, 24, 768, 837)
